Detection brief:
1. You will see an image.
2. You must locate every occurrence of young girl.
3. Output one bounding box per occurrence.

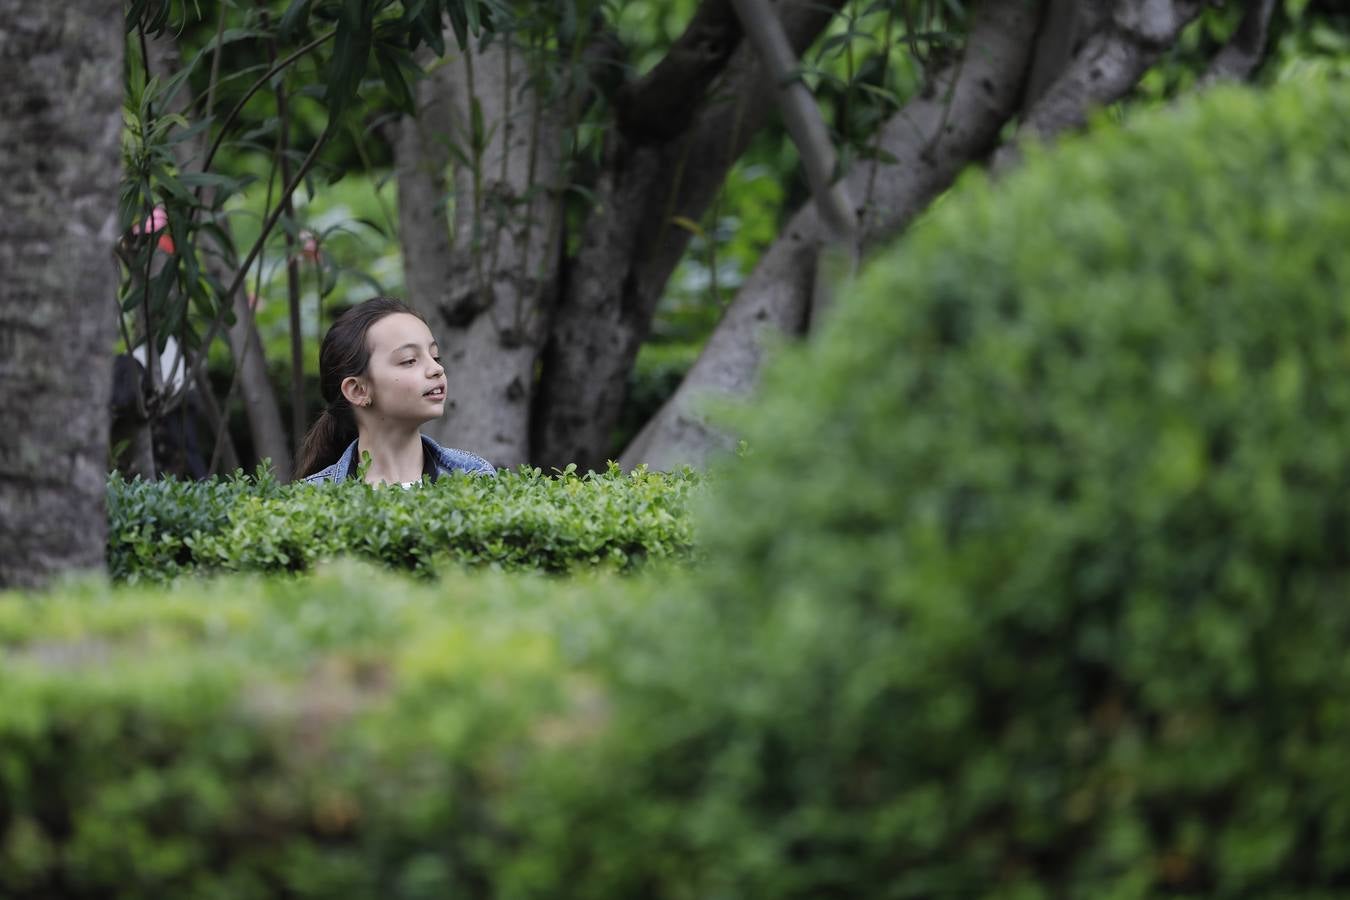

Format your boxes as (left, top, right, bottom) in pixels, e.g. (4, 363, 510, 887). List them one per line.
(296, 297, 494, 485)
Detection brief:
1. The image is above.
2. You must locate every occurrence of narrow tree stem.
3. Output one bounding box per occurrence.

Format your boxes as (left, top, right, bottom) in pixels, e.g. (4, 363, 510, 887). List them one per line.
(201, 30, 335, 174)
(263, 25, 307, 458)
(204, 0, 227, 119)
(728, 0, 857, 244)
(170, 126, 332, 418)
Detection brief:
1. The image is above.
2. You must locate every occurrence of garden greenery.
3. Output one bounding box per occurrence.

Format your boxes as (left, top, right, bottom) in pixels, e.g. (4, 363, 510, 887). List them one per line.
(108, 463, 701, 582)
(5, 79, 1350, 897)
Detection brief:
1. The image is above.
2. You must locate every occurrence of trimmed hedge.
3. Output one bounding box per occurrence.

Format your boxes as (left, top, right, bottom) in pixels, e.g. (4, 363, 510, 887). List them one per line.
(107, 464, 700, 582)
(5, 79, 1350, 898)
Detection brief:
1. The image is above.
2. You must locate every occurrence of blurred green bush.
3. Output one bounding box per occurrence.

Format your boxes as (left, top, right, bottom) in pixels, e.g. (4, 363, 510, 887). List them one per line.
(647, 78, 1350, 895)
(0, 564, 642, 899)
(5, 79, 1350, 898)
(107, 464, 700, 582)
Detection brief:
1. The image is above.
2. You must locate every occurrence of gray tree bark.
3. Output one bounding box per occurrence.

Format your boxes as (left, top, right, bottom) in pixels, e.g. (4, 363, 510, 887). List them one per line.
(621, 0, 1042, 471)
(990, 0, 1203, 172)
(531, 0, 845, 472)
(1200, 0, 1278, 85)
(398, 38, 567, 468)
(0, 0, 122, 588)
(226, 299, 292, 479)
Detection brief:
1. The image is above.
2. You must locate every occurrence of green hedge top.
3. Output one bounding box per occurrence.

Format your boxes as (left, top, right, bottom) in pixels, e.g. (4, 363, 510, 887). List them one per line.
(108, 463, 701, 583)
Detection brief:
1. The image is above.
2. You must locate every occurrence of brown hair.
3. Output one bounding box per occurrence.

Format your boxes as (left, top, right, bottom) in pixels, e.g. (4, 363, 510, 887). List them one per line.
(294, 297, 428, 479)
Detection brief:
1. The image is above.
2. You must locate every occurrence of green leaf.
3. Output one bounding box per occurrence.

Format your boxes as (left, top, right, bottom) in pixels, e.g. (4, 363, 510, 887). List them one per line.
(125, 0, 150, 31)
(197, 221, 235, 259)
(152, 165, 197, 206)
(415, 1, 445, 55)
(375, 45, 415, 114)
(446, 2, 468, 50)
(121, 284, 146, 312)
(163, 117, 214, 149)
(279, 0, 313, 41)
(319, 258, 340, 297)
(155, 63, 198, 113)
(470, 96, 485, 153)
(341, 266, 384, 296)
(325, 3, 374, 121)
(463, 0, 479, 40)
(178, 171, 243, 192)
(149, 260, 177, 317)
(441, 134, 472, 169)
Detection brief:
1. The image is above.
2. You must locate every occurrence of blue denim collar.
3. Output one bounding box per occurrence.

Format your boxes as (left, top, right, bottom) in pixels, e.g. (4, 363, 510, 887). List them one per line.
(302, 434, 494, 484)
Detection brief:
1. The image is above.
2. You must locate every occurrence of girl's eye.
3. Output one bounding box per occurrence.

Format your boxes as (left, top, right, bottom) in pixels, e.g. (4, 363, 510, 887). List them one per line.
(401, 359, 415, 366)
(432, 356, 442, 364)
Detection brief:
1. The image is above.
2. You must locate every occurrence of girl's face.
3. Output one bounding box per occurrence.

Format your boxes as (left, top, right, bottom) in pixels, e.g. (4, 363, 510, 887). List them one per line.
(345, 313, 446, 424)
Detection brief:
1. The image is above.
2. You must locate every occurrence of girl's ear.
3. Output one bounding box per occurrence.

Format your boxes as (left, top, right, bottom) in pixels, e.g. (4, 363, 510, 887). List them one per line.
(341, 376, 371, 408)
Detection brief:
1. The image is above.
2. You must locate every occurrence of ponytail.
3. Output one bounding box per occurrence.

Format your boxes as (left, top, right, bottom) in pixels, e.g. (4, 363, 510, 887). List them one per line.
(295, 403, 357, 479)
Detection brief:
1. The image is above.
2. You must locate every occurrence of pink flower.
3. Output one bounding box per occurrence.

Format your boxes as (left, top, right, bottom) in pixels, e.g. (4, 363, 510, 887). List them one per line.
(298, 229, 321, 263)
(133, 204, 168, 236)
(132, 205, 174, 254)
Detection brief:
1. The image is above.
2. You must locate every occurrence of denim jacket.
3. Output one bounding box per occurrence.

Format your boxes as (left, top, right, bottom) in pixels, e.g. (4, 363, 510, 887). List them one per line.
(301, 434, 495, 484)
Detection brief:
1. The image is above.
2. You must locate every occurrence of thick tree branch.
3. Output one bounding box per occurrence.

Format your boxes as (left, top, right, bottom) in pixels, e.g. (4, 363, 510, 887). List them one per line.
(1201, 0, 1278, 85)
(531, 0, 846, 470)
(1021, 0, 1095, 110)
(634, 0, 850, 305)
(991, 0, 1202, 171)
(616, 0, 744, 142)
(621, 0, 1041, 471)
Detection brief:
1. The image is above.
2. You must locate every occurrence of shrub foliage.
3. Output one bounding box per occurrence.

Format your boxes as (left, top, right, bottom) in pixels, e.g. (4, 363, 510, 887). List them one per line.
(5, 80, 1350, 898)
(107, 464, 700, 581)
(658, 80, 1350, 895)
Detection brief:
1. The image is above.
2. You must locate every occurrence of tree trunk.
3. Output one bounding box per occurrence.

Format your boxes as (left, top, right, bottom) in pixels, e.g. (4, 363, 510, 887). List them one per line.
(621, 0, 1042, 471)
(531, 0, 845, 472)
(224, 310, 292, 479)
(398, 38, 566, 468)
(0, 0, 121, 589)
